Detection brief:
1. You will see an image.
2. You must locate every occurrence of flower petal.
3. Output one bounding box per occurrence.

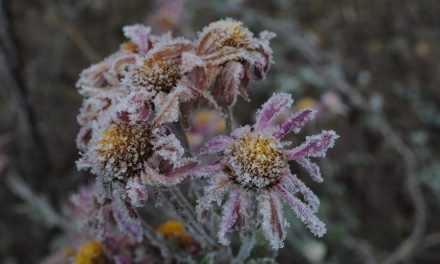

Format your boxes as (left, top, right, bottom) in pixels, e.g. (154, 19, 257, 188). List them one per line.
(218, 188, 241, 245)
(282, 174, 320, 212)
(259, 191, 287, 249)
(198, 135, 233, 155)
(255, 93, 293, 131)
(273, 108, 317, 138)
(276, 185, 326, 237)
(286, 130, 339, 159)
(112, 182, 143, 242)
(126, 176, 148, 208)
(189, 163, 223, 178)
(196, 174, 231, 220)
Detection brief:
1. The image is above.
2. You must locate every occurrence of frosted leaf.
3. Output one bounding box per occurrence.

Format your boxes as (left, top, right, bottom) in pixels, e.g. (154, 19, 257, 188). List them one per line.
(218, 188, 241, 245)
(258, 30, 277, 42)
(273, 108, 317, 138)
(112, 182, 143, 242)
(259, 191, 287, 249)
(126, 176, 148, 207)
(287, 130, 339, 159)
(255, 93, 293, 131)
(196, 174, 231, 220)
(123, 24, 152, 53)
(276, 185, 326, 237)
(198, 135, 233, 155)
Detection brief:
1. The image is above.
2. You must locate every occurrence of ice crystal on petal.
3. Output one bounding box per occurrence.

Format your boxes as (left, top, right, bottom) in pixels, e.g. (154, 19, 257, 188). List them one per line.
(122, 24, 152, 53)
(126, 176, 148, 207)
(260, 191, 288, 249)
(255, 93, 293, 131)
(218, 188, 241, 245)
(198, 135, 233, 155)
(273, 108, 317, 138)
(276, 185, 326, 237)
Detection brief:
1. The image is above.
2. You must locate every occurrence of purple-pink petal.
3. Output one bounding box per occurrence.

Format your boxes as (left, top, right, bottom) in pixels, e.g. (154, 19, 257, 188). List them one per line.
(273, 108, 316, 138)
(189, 163, 223, 178)
(218, 188, 241, 245)
(276, 185, 326, 237)
(286, 130, 338, 159)
(198, 135, 233, 155)
(255, 93, 293, 131)
(260, 191, 286, 249)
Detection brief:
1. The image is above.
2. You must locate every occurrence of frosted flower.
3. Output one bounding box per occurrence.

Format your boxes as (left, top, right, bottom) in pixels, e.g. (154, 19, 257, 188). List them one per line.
(194, 18, 276, 108)
(191, 93, 338, 249)
(77, 99, 197, 241)
(123, 35, 220, 128)
(76, 24, 159, 150)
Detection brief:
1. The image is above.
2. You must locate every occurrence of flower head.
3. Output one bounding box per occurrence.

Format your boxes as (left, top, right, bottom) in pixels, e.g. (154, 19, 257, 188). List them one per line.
(192, 93, 338, 249)
(194, 18, 276, 108)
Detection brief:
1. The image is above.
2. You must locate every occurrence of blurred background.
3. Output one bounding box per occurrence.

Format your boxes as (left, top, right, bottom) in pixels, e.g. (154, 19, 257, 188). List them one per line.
(0, 0, 439, 263)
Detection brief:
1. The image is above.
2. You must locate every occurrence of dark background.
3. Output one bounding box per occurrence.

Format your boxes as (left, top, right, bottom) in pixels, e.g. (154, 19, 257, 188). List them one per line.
(0, 0, 439, 263)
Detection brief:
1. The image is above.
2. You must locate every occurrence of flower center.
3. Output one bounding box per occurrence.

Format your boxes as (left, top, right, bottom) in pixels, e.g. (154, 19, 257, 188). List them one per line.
(225, 133, 288, 189)
(130, 57, 181, 92)
(94, 123, 151, 178)
(223, 22, 252, 49)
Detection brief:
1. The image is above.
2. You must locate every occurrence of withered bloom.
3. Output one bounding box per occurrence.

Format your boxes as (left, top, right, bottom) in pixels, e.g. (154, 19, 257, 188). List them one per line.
(194, 18, 276, 108)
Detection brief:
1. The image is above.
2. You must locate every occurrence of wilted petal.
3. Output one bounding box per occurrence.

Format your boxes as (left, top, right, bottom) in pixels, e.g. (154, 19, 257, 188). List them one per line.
(259, 191, 287, 249)
(196, 174, 231, 220)
(286, 130, 339, 159)
(142, 162, 189, 186)
(273, 108, 317, 139)
(126, 176, 148, 207)
(213, 61, 245, 108)
(123, 24, 152, 53)
(151, 131, 185, 166)
(218, 188, 241, 245)
(276, 185, 326, 237)
(198, 135, 233, 155)
(255, 93, 293, 131)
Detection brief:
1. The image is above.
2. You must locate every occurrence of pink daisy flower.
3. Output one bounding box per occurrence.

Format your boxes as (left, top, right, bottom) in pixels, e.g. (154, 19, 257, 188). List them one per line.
(192, 93, 339, 249)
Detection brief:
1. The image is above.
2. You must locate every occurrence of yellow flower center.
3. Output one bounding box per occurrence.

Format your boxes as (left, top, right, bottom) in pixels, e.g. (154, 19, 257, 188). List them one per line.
(74, 240, 107, 264)
(94, 123, 151, 178)
(156, 220, 193, 246)
(223, 22, 252, 48)
(225, 133, 288, 189)
(131, 57, 181, 92)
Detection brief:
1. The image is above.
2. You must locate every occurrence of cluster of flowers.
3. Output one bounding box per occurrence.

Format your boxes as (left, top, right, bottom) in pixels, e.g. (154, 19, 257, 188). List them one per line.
(74, 18, 338, 259)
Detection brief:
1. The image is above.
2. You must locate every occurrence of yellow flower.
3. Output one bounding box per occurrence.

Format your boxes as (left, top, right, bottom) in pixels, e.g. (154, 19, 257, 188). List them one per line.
(74, 240, 106, 264)
(156, 220, 193, 246)
(295, 97, 318, 110)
